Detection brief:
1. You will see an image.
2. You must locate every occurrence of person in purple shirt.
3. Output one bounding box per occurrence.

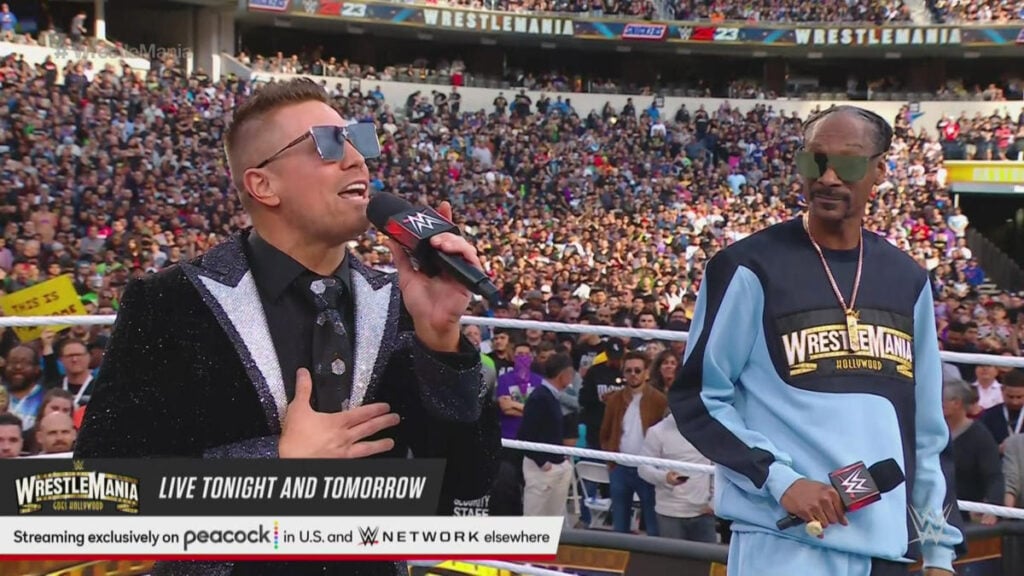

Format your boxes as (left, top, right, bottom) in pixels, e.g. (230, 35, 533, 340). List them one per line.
(496, 342, 543, 440)
(488, 341, 544, 516)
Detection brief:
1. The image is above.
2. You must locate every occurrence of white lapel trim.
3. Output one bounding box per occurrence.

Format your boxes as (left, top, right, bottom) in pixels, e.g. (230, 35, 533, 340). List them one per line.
(199, 271, 288, 427)
(350, 271, 392, 408)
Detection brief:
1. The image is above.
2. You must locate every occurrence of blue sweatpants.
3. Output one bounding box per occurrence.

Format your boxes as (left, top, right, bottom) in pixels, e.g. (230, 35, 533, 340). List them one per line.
(728, 531, 909, 576)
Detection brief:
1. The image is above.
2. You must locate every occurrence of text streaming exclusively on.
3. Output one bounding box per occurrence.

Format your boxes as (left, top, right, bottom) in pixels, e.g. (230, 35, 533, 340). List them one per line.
(3, 517, 563, 556)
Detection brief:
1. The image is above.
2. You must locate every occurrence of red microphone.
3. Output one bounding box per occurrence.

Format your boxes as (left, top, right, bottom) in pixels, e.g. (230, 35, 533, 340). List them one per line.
(776, 459, 904, 530)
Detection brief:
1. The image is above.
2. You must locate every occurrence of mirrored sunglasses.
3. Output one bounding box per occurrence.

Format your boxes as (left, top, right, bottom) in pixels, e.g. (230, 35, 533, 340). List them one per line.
(795, 151, 878, 183)
(255, 123, 381, 169)
(310, 123, 381, 161)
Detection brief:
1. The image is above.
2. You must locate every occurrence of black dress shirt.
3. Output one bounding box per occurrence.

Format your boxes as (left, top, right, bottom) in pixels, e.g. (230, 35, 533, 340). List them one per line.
(246, 231, 357, 404)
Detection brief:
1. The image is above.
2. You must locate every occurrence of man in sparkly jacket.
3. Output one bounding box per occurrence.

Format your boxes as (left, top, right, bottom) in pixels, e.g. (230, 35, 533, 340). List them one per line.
(76, 78, 501, 576)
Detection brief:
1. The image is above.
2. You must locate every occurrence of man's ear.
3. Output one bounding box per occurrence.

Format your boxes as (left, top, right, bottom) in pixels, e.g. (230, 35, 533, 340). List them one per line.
(242, 168, 280, 208)
(874, 156, 887, 186)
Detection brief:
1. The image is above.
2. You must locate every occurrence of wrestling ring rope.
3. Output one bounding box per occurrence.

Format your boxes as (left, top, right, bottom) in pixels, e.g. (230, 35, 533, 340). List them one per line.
(3, 315, 1023, 368)
(8, 314, 1024, 525)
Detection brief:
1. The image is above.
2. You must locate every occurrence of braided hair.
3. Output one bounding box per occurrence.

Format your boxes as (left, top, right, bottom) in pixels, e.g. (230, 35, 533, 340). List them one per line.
(802, 105, 894, 156)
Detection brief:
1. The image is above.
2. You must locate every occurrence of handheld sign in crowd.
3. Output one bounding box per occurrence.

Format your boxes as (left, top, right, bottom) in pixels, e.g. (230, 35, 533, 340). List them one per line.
(0, 275, 87, 341)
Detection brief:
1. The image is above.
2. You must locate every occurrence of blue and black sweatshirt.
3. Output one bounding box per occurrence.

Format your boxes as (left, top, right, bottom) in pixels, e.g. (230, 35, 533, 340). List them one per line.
(669, 217, 965, 571)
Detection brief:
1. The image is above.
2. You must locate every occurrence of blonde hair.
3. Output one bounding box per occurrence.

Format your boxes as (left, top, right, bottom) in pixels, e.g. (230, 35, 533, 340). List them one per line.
(0, 387, 8, 412)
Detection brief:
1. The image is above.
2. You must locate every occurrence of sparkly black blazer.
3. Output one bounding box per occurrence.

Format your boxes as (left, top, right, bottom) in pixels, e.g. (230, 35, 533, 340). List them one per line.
(75, 231, 501, 576)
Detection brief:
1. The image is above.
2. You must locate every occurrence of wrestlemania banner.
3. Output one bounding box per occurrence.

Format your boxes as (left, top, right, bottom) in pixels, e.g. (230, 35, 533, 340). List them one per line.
(247, 0, 1024, 52)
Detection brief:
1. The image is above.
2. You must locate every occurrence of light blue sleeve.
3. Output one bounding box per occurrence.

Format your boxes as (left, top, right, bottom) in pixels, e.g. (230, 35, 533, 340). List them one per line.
(911, 283, 964, 571)
(670, 257, 804, 503)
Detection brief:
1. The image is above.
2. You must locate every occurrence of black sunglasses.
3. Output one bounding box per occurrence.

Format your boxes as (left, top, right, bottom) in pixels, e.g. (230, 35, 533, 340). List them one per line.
(795, 151, 883, 183)
(254, 124, 381, 169)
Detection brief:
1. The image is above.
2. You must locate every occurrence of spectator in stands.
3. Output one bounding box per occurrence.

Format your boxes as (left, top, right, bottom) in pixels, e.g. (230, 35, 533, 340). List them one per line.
(2, 345, 45, 431)
(496, 342, 543, 441)
(463, 324, 497, 399)
(972, 363, 1003, 411)
(519, 352, 576, 520)
(489, 328, 515, 378)
(944, 322, 981, 382)
(600, 351, 665, 535)
(69, 12, 86, 45)
(34, 411, 77, 455)
(638, 411, 715, 542)
(0, 413, 23, 458)
(1004, 432, 1024, 509)
(43, 338, 95, 406)
(581, 339, 626, 452)
(943, 377, 1001, 525)
(493, 341, 543, 515)
(0, 4, 17, 36)
(647, 349, 679, 394)
(978, 368, 1024, 449)
(22, 388, 75, 454)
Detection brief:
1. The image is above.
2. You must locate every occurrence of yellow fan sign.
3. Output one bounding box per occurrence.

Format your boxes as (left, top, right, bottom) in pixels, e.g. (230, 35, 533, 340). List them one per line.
(0, 275, 87, 341)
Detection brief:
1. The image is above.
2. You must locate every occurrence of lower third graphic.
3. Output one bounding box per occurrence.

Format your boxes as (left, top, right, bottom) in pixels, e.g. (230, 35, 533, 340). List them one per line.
(358, 526, 380, 546)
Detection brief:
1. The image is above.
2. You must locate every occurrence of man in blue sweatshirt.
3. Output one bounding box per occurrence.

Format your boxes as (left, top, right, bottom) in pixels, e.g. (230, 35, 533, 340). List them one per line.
(670, 105, 964, 576)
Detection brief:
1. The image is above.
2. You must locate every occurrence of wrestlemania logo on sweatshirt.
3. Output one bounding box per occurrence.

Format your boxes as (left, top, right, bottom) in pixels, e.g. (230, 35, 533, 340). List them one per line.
(775, 308, 914, 380)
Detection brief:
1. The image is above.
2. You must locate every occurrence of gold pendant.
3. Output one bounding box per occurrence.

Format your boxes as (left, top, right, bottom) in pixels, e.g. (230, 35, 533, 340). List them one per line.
(846, 310, 861, 352)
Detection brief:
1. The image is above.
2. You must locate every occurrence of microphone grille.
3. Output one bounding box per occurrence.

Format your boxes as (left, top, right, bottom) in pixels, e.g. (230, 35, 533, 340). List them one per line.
(868, 458, 906, 492)
(366, 192, 413, 228)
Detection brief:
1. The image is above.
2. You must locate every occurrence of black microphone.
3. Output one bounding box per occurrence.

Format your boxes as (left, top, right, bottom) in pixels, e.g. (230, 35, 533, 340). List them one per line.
(367, 192, 503, 307)
(776, 458, 905, 531)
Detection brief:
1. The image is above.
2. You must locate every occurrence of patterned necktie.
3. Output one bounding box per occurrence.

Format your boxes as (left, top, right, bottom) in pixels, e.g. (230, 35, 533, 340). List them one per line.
(302, 273, 353, 413)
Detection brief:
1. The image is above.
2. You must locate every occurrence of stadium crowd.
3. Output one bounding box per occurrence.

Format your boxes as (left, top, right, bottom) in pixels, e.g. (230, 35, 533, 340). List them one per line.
(399, 0, 656, 18)
(0, 51, 1022, 541)
(398, 0, 1021, 21)
(667, 0, 912, 23)
(928, 0, 1024, 22)
(240, 50, 1024, 102)
(391, 0, 912, 21)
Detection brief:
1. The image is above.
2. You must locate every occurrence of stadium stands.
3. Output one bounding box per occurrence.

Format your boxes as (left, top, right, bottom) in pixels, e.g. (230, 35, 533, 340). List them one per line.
(668, 0, 913, 23)
(0, 53, 1019, 360)
(383, 0, 914, 21)
(928, 0, 1024, 22)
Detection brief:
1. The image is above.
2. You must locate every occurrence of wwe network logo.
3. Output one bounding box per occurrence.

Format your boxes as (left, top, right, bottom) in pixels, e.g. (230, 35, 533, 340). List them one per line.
(403, 213, 446, 236)
(909, 505, 955, 546)
(358, 526, 380, 546)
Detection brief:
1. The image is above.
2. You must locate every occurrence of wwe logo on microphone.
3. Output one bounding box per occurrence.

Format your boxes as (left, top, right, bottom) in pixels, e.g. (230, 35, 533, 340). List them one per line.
(838, 469, 872, 496)
(358, 526, 380, 546)
(403, 212, 446, 235)
(828, 461, 880, 512)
